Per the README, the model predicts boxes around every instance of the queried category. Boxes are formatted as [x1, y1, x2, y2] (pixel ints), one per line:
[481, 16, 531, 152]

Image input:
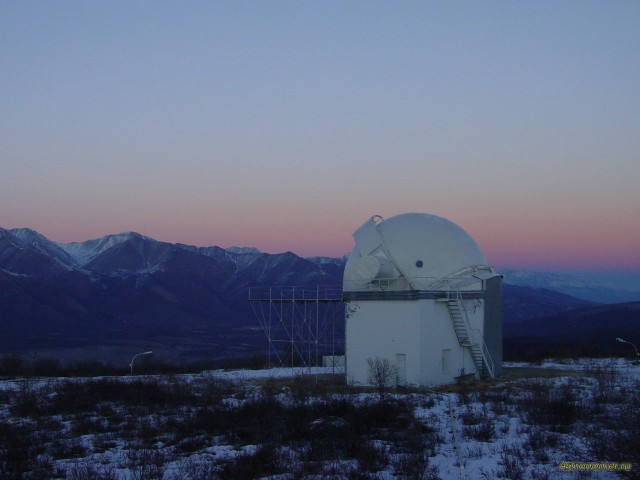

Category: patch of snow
[56, 232, 153, 266]
[227, 246, 262, 255]
[0, 268, 31, 278]
[306, 255, 347, 266]
[204, 366, 337, 380]
[3, 358, 638, 480]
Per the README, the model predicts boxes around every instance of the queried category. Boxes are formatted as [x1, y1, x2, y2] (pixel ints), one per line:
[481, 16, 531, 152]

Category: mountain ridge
[500, 268, 640, 304]
[1, 226, 635, 364]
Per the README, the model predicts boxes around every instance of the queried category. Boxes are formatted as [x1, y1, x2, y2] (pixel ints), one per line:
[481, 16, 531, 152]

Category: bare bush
[356, 441, 388, 473]
[367, 357, 397, 399]
[166, 456, 219, 480]
[124, 448, 166, 480]
[0, 421, 32, 479]
[220, 444, 283, 480]
[10, 378, 39, 417]
[587, 379, 640, 475]
[420, 413, 443, 457]
[22, 454, 63, 480]
[518, 380, 579, 431]
[289, 373, 315, 406]
[523, 426, 558, 462]
[50, 436, 86, 460]
[498, 443, 525, 480]
[195, 376, 240, 405]
[460, 405, 494, 442]
[66, 462, 118, 480]
[530, 465, 555, 480]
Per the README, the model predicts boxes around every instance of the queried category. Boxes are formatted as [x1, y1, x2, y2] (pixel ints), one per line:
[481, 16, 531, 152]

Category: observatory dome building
[343, 213, 502, 387]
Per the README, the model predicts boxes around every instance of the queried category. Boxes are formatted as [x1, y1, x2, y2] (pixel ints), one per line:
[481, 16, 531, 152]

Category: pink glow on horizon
[7, 207, 637, 273]
[2, 2, 640, 275]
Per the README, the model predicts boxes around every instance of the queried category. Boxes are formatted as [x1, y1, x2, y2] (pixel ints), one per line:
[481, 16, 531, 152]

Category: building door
[396, 354, 406, 386]
[442, 349, 452, 374]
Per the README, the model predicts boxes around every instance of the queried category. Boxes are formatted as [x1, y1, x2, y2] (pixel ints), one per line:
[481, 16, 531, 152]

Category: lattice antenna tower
[249, 285, 344, 373]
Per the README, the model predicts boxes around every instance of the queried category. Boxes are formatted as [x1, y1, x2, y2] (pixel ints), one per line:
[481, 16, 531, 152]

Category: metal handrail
[452, 289, 495, 379]
[343, 266, 495, 292]
[249, 285, 343, 302]
[481, 339, 495, 378]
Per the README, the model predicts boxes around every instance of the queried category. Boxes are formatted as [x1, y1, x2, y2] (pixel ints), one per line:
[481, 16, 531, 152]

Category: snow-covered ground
[426, 358, 640, 479]
[0, 358, 637, 479]
[504, 357, 637, 372]
[206, 365, 341, 380]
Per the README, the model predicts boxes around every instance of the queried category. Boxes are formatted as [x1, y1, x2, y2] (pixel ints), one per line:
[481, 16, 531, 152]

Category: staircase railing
[447, 289, 495, 379]
[480, 337, 495, 379]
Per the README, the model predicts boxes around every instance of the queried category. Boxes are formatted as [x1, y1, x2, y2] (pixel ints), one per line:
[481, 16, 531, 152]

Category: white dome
[344, 213, 489, 291]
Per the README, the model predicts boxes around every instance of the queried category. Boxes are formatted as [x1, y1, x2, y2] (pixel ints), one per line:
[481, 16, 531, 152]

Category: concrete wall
[418, 299, 471, 385]
[345, 279, 502, 386]
[346, 298, 477, 387]
[483, 276, 503, 376]
[346, 300, 421, 386]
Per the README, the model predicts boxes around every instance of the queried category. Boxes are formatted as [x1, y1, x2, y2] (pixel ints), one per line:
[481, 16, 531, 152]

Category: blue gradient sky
[1, 1, 639, 272]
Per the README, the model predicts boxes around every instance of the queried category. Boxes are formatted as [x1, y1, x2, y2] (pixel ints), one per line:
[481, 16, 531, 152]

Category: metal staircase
[440, 290, 495, 379]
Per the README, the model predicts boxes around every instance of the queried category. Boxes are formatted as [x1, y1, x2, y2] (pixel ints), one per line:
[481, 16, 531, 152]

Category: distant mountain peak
[57, 231, 157, 267]
[10, 227, 52, 243]
[7, 227, 76, 267]
[111, 231, 152, 241]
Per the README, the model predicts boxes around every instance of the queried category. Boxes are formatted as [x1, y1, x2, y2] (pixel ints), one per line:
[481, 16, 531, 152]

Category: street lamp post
[616, 338, 640, 365]
[129, 351, 153, 375]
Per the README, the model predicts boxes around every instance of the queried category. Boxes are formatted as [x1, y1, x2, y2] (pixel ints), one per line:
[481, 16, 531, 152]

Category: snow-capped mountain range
[4, 227, 637, 302]
[0, 227, 343, 363]
[1, 227, 342, 280]
[500, 268, 640, 304]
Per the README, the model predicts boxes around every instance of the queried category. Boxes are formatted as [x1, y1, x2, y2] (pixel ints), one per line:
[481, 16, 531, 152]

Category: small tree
[367, 357, 397, 399]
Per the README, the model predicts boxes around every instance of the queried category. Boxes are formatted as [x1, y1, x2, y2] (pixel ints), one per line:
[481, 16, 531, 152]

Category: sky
[1, 1, 639, 273]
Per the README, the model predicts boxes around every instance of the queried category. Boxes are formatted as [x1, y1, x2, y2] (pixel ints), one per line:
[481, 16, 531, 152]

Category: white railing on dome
[342, 265, 496, 292]
[343, 276, 480, 292]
